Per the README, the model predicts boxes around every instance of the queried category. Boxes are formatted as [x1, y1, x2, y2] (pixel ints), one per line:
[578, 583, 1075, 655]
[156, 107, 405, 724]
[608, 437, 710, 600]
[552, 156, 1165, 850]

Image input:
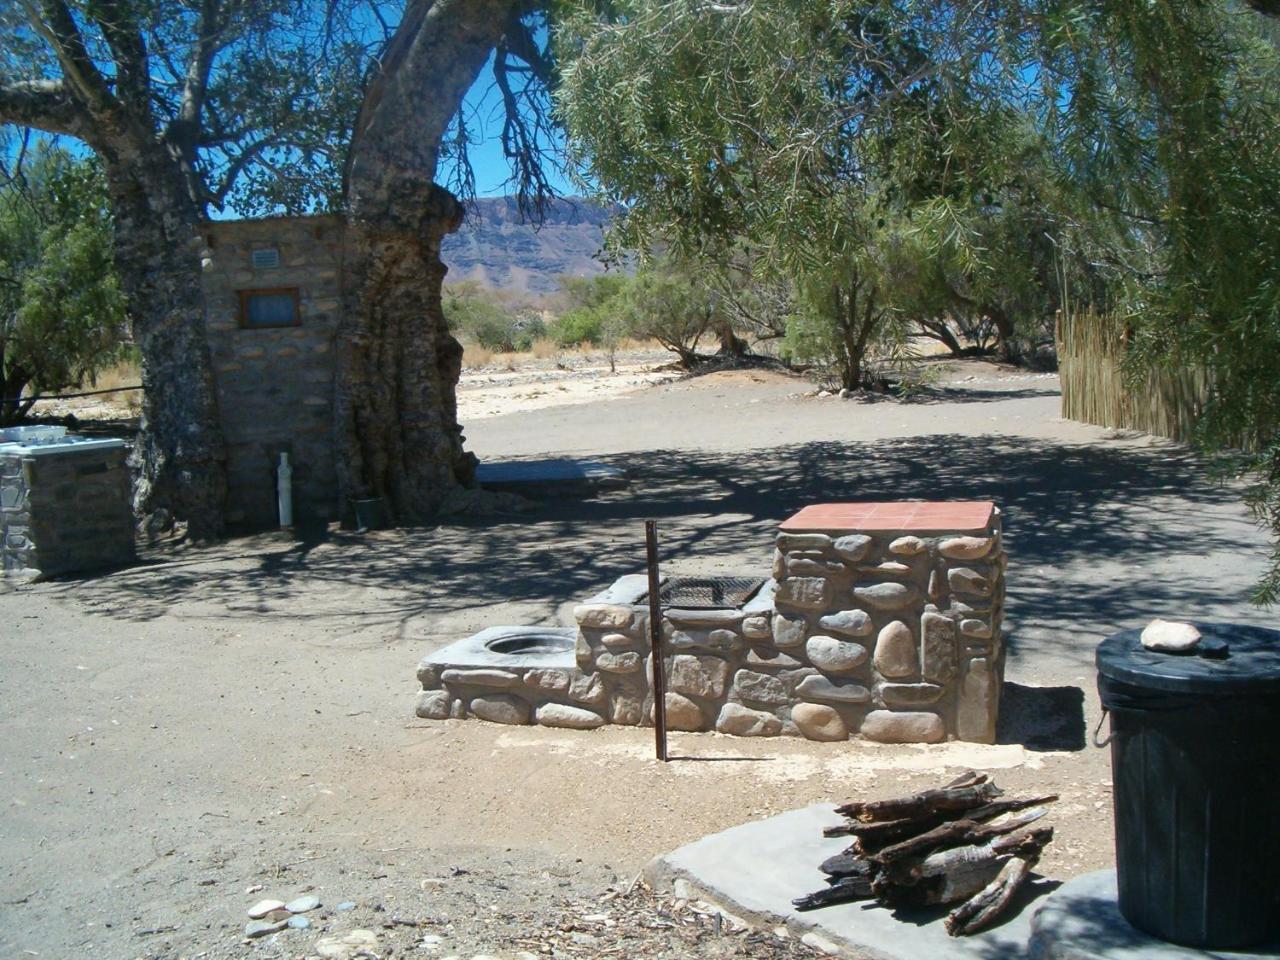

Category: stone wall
[200, 215, 345, 528]
[1, 444, 135, 578]
[414, 503, 1006, 743]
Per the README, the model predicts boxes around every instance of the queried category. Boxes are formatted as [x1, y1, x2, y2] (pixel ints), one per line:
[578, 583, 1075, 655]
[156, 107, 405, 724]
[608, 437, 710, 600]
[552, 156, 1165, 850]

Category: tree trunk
[986, 303, 1018, 363]
[336, 0, 520, 521]
[101, 149, 226, 539]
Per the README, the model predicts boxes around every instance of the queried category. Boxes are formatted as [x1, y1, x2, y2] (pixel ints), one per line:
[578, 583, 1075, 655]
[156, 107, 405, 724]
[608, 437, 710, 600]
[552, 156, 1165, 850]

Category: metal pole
[645, 520, 668, 762]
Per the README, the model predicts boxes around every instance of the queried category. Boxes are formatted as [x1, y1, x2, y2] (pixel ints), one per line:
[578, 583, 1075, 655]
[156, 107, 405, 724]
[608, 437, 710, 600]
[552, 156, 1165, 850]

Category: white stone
[888, 536, 926, 556]
[568, 672, 606, 705]
[596, 651, 642, 673]
[668, 655, 731, 698]
[818, 608, 874, 638]
[536, 702, 606, 729]
[921, 611, 958, 684]
[861, 710, 945, 743]
[873, 621, 917, 679]
[285, 895, 320, 913]
[600, 632, 639, 650]
[415, 690, 452, 720]
[859, 561, 912, 577]
[661, 692, 706, 731]
[523, 669, 571, 693]
[805, 635, 869, 674]
[947, 567, 990, 597]
[776, 576, 831, 610]
[741, 615, 772, 640]
[956, 658, 997, 743]
[469, 695, 530, 725]
[439, 668, 520, 688]
[791, 703, 848, 741]
[716, 703, 783, 737]
[795, 676, 871, 703]
[854, 582, 916, 609]
[247, 899, 285, 919]
[733, 669, 789, 705]
[772, 612, 807, 648]
[574, 603, 634, 629]
[959, 618, 992, 639]
[938, 536, 994, 560]
[1140, 619, 1202, 652]
[832, 534, 873, 561]
[315, 930, 379, 959]
[776, 533, 832, 551]
[245, 918, 286, 938]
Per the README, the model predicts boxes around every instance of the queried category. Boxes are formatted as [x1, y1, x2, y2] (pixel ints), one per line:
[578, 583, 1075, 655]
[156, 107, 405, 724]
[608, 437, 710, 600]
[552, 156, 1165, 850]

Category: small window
[238, 288, 300, 328]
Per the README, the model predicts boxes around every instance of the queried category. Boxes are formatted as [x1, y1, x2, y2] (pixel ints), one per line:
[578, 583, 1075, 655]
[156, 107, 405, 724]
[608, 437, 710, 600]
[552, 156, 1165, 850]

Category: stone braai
[414, 501, 1006, 743]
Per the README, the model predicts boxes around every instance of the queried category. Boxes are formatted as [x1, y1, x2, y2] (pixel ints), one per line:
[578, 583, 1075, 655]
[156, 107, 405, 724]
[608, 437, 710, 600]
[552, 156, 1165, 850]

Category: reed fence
[1057, 311, 1208, 443]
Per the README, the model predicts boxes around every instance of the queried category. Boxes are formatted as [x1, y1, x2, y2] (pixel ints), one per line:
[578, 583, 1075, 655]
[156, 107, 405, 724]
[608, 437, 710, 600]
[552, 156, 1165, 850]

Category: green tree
[0, 144, 128, 423]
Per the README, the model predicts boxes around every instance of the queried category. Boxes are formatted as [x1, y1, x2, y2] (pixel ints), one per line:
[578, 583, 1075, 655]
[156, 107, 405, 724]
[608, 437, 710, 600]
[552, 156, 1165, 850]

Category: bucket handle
[1092, 708, 1113, 748]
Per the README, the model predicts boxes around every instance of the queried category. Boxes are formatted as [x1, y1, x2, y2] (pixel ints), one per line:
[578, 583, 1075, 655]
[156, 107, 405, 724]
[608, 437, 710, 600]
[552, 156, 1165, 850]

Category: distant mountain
[441, 196, 615, 298]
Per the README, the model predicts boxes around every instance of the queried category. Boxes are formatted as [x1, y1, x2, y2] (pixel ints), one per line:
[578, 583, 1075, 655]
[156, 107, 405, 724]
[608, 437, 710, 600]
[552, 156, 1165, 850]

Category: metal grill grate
[644, 576, 765, 610]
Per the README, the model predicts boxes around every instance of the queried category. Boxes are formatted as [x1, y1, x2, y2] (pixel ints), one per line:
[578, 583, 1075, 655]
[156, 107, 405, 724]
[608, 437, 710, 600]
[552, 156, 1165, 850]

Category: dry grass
[528, 337, 561, 360]
[462, 343, 496, 369]
[89, 360, 142, 391]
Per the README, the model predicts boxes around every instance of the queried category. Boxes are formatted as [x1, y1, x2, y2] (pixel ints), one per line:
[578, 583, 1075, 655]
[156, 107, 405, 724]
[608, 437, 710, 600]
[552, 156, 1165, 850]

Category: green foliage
[444, 285, 546, 353]
[617, 266, 721, 366]
[550, 272, 632, 347]
[0, 145, 128, 422]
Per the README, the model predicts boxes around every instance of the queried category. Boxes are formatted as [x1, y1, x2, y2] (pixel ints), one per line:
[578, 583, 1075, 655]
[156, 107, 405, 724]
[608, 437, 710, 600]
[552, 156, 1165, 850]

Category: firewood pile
[793, 771, 1056, 936]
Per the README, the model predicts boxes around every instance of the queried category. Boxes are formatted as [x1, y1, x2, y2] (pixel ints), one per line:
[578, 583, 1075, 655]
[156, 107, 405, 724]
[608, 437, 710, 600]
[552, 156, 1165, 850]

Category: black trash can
[1096, 622, 1280, 949]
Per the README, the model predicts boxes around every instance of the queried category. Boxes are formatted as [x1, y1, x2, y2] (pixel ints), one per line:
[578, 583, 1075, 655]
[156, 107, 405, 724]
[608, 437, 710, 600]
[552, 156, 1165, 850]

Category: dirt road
[1, 360, 1270, 959]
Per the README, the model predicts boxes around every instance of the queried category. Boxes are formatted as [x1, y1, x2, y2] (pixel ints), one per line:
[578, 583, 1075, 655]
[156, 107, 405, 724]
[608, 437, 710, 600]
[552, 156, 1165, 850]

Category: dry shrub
[462, 343, 494, 369]
[529, 338, 560, 360]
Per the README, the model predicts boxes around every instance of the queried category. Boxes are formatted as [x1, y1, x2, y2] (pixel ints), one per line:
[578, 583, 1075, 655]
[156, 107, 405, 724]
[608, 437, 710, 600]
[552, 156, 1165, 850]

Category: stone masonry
[415, 501, 1006, 743]
[200, 215, 345, 528]
[1, 443, 135, 579]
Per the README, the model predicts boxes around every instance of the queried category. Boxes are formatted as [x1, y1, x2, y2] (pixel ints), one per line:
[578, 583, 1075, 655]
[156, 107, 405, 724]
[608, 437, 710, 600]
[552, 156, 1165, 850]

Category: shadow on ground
[58, 433, 1252, 674]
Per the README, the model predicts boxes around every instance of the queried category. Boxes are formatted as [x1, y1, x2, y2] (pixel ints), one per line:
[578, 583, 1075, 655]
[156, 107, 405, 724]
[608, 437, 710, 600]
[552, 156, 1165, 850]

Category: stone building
[199, 215, 345, 529]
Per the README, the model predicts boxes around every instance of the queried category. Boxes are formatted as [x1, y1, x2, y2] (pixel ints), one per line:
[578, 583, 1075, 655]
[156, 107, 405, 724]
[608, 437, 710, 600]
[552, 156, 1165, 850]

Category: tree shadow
[996, 683, 1086, 752]
[54, 432, 1268, 682]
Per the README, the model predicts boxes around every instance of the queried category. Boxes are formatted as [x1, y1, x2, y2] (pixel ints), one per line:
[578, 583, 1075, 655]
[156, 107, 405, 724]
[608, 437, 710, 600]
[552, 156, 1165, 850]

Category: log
[793, 875, 875, 911]
[945, 856, 1036, 936]
[818, 852, 874, 879]
[836, 781, 1002, 824]
[871, 805, 1051, 866]
[877, 827, 1052, 908]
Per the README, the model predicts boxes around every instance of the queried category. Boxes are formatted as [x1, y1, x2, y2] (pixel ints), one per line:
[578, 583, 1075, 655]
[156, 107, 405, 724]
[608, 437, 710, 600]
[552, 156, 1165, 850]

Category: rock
[854, 582, 916, 610]
[600, 632, 639, 650]
[287, 915, 311, 929]
[956, 658, 997, 742]
[285, 894, 320, 913]
[523, 669, 571, 693]
[775, 576, 831, 610]
[858, 561, 913, 577]
[266, 908, 291, 922]
[939, 536, 994, 560]
[832, 534, 873, 561]
[440, 668, 521, 689]
[248, 899, 286, 919]
[873, 621, 917, 679]
[929, 568, 948, 603]
[741, 615, 772, 640]
[776, 533, 832, 552]
[733, 669, 790, 705]
[787, 557, 848, 577]
[668, 655, 731, 698]
[772, 612, 808, 648]
[746, 648, 801, 669]
[792, 703, 848, 741]
[450, 698, 466, 718]
[576, 633, 593, 669]
[716, 703, 783, 737]
[665, 608, 744, 627]
[469, 695, 530, 725]
[667, 629, 741, 655]
[888, 536, 926, 556]
[795, 676, 871, 703]
[335, 901, 356, 911]
[959, 618, 992, 639]
[661, 692, 706, 731]
[416, 660, 441, 687]
[921, 611, 958, 684]
[415, 690, 452, 720]
[315, 930, 379, 959]
[879, 682, 945, 707]
[707, 628, 744, 654]
[801, 931, 842, 955]
[805, 635, 869, 674]
[245, 919, 287, 938]
[818, 608, 873, 638]
[568, 672, 607, 705]
[861, 710, 945, 743]
[536, 702, 606, 729]
[1140, 619, 1202, 652]
[573, 603, 635, 630]
[610, 685, 645, 725]
[596, 651, 642, 673]
[947, 566, 991, 597]
[772, 549, 786, 581]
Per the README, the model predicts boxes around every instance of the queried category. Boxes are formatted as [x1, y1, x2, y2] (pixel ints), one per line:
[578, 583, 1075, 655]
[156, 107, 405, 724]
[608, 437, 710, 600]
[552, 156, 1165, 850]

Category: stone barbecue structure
[415, 501, 1006, 743]
[1, 427, 135, 579]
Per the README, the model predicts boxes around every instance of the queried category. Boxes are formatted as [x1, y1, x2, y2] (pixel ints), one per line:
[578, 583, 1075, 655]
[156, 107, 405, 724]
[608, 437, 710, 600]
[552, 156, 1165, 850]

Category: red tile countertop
[780, 501, 996, 533]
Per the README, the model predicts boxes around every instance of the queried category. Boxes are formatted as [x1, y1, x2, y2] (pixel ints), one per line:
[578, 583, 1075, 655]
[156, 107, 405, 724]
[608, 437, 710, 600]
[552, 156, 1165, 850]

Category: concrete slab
[476, 458, 627, 497]
[422, 626, 577, 672]
[1028, 871, 1280, 960]
[646, 803, 1056, 960]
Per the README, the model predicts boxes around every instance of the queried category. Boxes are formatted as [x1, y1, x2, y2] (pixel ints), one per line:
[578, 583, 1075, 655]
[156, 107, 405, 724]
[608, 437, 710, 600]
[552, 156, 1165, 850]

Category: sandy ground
[1, 355, 1273, 960]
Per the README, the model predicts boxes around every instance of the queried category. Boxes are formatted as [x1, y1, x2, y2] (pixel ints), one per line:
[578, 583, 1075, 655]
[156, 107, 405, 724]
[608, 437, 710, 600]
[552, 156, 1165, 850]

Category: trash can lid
[1097, 622, 1280, 694]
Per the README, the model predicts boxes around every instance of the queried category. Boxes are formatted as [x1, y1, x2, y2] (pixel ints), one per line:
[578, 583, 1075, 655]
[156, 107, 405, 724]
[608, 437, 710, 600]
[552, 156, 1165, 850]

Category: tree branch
[0, 78, 97, 142]
[85, 0, 151, 111]
[20, 0, 114, 112]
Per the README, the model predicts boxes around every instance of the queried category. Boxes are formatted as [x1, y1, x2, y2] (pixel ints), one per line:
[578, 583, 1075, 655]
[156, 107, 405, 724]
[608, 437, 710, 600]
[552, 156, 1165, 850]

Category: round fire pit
[483, 629, 576, 656]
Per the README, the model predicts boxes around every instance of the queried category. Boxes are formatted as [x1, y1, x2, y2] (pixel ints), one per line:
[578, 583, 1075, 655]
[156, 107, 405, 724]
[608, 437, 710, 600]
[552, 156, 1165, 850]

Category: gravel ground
[1, 356, 1271, 960]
